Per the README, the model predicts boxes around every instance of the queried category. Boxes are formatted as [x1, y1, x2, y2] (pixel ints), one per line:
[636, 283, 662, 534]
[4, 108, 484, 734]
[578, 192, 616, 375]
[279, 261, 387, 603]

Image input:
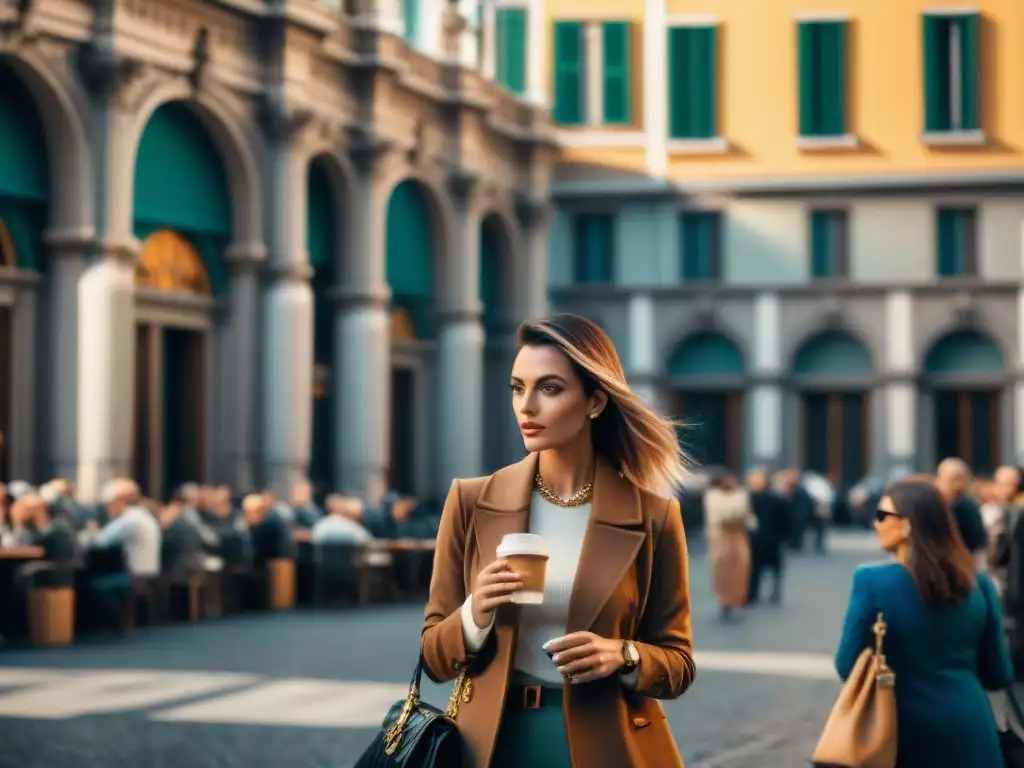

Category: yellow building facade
[481, 0, 1024, 486]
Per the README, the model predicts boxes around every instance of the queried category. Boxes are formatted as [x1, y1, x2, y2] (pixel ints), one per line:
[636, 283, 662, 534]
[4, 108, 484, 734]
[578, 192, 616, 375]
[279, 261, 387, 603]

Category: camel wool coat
[421, 453, 696, 768]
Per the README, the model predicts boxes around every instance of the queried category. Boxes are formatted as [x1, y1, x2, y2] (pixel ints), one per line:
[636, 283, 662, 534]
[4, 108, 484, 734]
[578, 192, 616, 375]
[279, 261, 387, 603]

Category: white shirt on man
[311, 514, 373, 545]
[96, 505, 162, 576]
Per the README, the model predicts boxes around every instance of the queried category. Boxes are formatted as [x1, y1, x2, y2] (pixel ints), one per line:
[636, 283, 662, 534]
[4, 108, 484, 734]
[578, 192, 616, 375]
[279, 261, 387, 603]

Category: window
[495, 8, 527, 94]
[679, 212, 721, 281]
[797, 21, 847, 137]
[809, 210, 848, 279]
[667, 25, 718, 139]
[936, 207, 977, 277]
[573, 214, 614, 283]
[553, 21, 586, 125]
[602, 21, 632, 125]
[923, 13, 979, 133]
[403, 0, 417, 44]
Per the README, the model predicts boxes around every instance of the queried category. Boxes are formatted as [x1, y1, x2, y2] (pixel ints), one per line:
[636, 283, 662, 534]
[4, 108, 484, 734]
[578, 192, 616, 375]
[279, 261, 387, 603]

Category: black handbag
[353, 654, 472, 768]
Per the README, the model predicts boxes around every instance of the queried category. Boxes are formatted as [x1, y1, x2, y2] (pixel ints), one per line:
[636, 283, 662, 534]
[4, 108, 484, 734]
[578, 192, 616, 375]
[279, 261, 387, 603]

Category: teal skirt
[491, 673, 571, 768]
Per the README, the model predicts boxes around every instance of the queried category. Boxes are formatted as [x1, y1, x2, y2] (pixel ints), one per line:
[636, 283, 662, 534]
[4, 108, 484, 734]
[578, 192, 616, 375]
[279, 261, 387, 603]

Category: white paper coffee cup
[496, 533, 549, 605]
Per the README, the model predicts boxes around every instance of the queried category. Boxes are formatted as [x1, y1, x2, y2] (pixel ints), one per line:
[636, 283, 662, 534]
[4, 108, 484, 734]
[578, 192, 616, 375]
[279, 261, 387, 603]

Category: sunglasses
[875, 509, 901, 523]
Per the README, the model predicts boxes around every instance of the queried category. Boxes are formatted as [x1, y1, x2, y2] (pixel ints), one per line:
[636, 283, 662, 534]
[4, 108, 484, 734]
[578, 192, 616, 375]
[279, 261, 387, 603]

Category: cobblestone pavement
[0, 533, 877, 768]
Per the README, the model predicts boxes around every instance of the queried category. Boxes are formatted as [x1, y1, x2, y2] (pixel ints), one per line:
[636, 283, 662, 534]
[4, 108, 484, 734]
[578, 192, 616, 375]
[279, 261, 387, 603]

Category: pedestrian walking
[704, 469, 756, 619]
[418, 314, 695, 768]
[746, 468, 789, 605]
[832, 479, 1012, 768]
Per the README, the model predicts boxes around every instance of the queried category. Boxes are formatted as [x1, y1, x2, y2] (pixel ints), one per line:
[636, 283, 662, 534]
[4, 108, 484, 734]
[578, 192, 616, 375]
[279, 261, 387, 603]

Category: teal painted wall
[925, 330, 1004, 374]
[133, 102, 231, 293]
[792, 330, 872, 375]
[385, 180, 434, 337]
[479, 216, 503, 331]
[668, 332, 745, 376]
[0, 63, 49, 269]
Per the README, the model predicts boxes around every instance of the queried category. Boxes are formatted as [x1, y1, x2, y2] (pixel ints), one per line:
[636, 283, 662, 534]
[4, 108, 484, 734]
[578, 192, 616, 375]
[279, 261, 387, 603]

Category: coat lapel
[472, 452, 537, 564]
[565, 460, 646, 634]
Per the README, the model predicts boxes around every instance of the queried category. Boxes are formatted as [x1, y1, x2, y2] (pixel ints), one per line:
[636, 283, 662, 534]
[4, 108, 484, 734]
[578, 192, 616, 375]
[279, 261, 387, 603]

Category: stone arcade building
[0, 1, 557, 503]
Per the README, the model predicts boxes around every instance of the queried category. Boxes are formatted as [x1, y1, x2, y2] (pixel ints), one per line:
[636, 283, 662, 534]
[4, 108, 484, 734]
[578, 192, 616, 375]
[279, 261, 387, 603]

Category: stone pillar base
[76, 258, 135, 501]
[334, 298, 390, 506]
[437, 315, 484, 486]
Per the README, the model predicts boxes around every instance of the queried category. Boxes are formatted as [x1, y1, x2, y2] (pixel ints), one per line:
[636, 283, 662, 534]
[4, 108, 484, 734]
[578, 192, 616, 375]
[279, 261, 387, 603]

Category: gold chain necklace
[534, 473, 594, 508]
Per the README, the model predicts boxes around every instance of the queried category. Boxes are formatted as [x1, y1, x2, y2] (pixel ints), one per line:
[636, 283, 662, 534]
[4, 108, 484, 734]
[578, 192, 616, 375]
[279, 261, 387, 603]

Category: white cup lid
[496, 532, 549, 558]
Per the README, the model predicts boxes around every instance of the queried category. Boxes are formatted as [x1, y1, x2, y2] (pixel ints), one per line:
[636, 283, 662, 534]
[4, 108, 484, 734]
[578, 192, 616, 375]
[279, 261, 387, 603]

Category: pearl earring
[590, 412, 598, 419]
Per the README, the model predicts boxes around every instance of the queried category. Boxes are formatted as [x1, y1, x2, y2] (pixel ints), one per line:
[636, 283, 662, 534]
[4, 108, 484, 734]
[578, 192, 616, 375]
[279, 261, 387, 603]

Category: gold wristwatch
[621, 640, 639, 672]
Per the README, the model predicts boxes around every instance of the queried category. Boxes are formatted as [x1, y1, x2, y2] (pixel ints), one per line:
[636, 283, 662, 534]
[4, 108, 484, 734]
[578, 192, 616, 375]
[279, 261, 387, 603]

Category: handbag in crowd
[811, 612, 897, 768]
[354, 653, 472, 768]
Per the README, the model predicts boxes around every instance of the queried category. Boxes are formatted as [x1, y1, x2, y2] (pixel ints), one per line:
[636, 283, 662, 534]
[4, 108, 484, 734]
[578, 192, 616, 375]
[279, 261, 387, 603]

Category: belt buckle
[522, 684, 542, 710]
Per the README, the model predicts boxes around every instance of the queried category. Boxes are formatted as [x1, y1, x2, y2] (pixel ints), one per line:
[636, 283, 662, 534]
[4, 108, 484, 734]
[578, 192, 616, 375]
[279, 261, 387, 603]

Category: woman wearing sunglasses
[834, 479, 1013, 767]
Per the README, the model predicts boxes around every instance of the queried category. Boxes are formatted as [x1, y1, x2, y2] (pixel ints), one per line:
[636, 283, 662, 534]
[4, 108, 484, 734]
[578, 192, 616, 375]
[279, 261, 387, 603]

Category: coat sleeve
[834, 567, 876, 680]
[421, 479, 475, 683]
[632, 497, 696, 700]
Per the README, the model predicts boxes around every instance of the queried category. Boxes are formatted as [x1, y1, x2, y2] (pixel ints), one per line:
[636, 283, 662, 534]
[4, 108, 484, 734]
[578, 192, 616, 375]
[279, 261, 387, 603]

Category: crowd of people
[0, 476, 442, 644]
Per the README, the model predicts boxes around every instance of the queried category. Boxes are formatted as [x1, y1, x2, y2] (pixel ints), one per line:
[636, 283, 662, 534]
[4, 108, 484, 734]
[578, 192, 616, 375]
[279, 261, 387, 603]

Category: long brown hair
[517, 314, 689, 494]
[887, 479, 976, 605]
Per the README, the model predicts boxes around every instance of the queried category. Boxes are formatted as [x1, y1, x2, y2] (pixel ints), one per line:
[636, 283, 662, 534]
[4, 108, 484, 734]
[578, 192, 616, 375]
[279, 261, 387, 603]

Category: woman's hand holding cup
[470, 559, 523, 629]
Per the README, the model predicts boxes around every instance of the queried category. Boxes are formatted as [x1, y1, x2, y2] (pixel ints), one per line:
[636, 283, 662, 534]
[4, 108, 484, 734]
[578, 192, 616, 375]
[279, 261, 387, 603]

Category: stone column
[625, 293, 658, 405]
[76, 249, 136, 501]
[884, 291, 916, 474]
[1016, 225, 1024, 465]
[333, 140, 391, 506]
[258, 108, 315, 494]
[262, 264, 314, 494]
[480, 0, 496, 79]
[42, 232, 89, 479]
[223, 247, 263, 491]
[526, 0, 547, 106]
[748, 292, 783, 469]
[436, 172, 485, 487]
[643, 0, 667, 178]
[9, 275, 39, 482]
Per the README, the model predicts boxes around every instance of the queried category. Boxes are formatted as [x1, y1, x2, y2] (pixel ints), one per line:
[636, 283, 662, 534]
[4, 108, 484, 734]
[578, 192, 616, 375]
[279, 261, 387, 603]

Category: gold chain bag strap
[812, 612, 897, 768]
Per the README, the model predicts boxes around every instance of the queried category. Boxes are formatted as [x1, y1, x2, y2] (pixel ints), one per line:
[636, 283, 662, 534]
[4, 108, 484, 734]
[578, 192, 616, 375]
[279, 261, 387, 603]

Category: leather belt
[507, 683, 564, 710]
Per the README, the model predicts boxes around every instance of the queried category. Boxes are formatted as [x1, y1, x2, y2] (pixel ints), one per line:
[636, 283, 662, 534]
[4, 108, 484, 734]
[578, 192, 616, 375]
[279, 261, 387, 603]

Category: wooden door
[671, 390, 744, 471]
[934, 389, 1001, 475]
[802, 391, 870, 490]
[132, 324, 155, 496]
[162, 328, 205, 499]
[389, 366, 416, 495]
[0, 307, 12, 482]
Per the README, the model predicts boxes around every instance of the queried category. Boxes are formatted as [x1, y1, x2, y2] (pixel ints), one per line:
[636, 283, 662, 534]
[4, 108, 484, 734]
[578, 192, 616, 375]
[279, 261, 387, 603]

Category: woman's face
[874, 494, 908, 552]
[510, 344, 606, 454]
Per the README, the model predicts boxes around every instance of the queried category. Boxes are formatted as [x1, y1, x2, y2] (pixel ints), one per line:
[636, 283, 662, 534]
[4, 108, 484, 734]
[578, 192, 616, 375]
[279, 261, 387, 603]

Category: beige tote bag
[812, 612, 897, 768]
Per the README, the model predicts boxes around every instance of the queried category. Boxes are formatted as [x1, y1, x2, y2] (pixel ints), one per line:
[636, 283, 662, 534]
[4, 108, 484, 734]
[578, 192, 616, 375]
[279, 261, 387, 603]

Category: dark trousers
[810, 515, 827, 553]
[749, 547, 784, 604]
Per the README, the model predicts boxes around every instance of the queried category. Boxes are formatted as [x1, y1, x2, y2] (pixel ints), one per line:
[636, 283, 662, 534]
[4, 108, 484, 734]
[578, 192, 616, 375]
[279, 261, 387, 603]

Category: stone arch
[132, 101, 233, 294]
[479, 210, 515, 332]
[384, 178, 447, 338]
[125, 80, 263, 250]
[791, 328, 874, 377]
[1, 51, 91, 239]
[134, 229, 212, 295]
[668, 331, 746, 377]
[923, 328, 1005, 375]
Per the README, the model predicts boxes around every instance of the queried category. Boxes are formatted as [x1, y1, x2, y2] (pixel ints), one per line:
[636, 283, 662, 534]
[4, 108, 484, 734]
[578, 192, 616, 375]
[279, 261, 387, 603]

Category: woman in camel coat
[420, 315, 696, 768]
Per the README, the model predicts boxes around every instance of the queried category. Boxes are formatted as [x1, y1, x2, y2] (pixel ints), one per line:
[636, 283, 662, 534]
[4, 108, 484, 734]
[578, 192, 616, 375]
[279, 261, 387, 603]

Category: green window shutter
[810, 211, 831, 278]
[680, 213, 719, 280]
[923, 15, 947, 132]
[936, 209, 959, 276]
[797, 22, 817, 135]
[798, 22, 846, 136]
[403, 0, 418, 44]
[496, 8, 527, 95]
[819, 22, 846, 135]
[667, 27, 717, 139]
[554, 21, 584, 125]
[959, 14, 979, 130]
[573, 214, 614, 283]
[602, 21, 631, 125]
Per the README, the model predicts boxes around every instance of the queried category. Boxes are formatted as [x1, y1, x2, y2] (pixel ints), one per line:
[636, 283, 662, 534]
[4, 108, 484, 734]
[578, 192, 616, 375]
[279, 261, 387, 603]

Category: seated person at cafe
[39, 479, 94, 530]
[243, 493, 294, 563]
[290, 481, 323, 529]
[0, 487, 35, 547]
[158, 495, 204, 578]
[87, 479, 162, 627]
[311, 495, 373, 545]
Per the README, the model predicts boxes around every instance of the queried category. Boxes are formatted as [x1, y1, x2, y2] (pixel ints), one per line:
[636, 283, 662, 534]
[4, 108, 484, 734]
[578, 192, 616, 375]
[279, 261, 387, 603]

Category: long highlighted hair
[517, 313, 689, 495]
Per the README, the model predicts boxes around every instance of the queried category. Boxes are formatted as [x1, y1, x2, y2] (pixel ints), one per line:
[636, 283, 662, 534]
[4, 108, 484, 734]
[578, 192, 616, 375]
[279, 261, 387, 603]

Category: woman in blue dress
[834, 479, 1013, 768]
